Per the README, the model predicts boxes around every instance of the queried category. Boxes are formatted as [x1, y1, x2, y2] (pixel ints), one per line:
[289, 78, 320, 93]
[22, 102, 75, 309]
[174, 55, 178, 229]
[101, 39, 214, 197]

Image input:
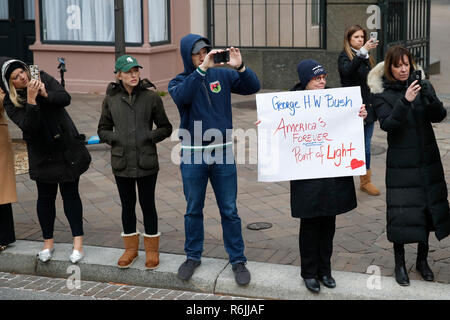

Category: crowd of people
[0, 25, 449, 294]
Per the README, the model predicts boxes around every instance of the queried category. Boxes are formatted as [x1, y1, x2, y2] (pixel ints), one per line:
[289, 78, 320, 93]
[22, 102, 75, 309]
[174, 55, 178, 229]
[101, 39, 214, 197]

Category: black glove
[420, 81, 435, 106]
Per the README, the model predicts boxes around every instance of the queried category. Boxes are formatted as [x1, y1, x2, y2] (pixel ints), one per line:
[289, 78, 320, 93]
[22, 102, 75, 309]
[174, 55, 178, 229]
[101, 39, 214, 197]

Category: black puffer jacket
[368, 61, 450, 243]
[1, 57, 91, 183]
[289, 83, 357, 219]
[98, 80, 172, 178]
[338, 51, 376, 124]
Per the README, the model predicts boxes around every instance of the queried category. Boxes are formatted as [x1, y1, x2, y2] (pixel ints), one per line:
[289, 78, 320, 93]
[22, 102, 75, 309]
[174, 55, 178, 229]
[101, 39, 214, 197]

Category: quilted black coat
[368, 61, 450, 243]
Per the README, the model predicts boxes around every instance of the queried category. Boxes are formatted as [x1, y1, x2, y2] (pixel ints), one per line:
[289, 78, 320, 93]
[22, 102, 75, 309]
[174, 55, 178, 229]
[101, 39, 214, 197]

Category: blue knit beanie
[297, 59, 327, 90]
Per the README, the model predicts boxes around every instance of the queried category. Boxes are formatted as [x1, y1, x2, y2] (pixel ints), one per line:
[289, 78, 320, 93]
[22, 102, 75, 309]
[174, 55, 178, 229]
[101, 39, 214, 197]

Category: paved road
[0, 272, 249, 301]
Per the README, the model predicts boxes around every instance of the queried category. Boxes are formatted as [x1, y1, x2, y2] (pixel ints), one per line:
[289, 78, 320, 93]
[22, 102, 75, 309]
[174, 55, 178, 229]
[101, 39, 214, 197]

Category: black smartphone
[407, 70, 422, 87]
[213, 50, 230, 64]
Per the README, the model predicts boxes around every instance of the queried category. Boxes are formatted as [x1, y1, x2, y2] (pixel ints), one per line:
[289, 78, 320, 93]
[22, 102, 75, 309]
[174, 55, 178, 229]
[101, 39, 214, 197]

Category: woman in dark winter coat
[98, 55, 172, 270]
[290, 59, 367, 293]
[338, 25, 380, 196]
[1, 57, 91, 264]
[368, 45, 450, 286]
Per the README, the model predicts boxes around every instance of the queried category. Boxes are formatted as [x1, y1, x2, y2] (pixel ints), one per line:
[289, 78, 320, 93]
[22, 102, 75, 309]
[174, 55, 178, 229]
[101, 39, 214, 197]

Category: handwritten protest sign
[256, 87, 366, 182]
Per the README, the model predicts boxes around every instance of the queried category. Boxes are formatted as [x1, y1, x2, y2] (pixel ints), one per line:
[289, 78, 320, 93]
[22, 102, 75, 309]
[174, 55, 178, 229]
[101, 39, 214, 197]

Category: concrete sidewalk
[1, 240, 449, 300]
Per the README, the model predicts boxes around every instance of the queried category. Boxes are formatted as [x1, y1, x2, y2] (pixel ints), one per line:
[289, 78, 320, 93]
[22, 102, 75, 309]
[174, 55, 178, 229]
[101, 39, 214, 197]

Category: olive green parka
[98, 79, 172, 177]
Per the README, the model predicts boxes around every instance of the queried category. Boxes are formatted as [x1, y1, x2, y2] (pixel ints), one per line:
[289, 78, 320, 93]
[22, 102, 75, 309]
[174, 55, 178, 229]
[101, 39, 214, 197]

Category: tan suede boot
[117, 232, 139, 268]
[360, 169, 380, 196]
[143, 232, 160, 269]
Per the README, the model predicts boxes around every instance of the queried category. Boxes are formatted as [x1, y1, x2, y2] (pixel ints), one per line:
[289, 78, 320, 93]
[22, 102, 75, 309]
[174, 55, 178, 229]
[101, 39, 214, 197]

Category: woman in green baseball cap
[98, 55, 172, 270]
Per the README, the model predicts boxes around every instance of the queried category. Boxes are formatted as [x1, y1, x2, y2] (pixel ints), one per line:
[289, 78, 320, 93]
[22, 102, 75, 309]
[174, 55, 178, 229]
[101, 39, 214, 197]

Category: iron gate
[379, 0, 431, 75]
[206, 0, 326, 49]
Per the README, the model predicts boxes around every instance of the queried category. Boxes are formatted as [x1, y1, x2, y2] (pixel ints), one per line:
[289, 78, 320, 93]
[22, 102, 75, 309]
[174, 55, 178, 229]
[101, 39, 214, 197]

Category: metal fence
[379, 0, 431, 74]
[207, 0, 325, 49]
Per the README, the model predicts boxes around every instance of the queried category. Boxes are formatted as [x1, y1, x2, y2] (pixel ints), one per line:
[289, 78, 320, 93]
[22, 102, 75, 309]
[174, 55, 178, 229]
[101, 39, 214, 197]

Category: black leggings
[114, 174, 158, 235]
[0, 203, 15, 246]
[36, 179, 84, 240]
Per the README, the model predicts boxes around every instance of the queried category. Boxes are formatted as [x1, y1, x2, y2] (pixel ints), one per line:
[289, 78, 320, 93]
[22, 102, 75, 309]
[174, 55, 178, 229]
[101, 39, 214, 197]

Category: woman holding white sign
[338, 25, 380, 196]
[290, 60, 367, 293]
[368, 45, 450, 286]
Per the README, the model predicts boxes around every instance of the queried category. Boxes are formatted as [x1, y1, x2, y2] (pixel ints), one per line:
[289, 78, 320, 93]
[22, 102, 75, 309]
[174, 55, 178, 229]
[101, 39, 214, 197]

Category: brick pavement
[7, 90, 450, 285]
[0, 272, 248, 300]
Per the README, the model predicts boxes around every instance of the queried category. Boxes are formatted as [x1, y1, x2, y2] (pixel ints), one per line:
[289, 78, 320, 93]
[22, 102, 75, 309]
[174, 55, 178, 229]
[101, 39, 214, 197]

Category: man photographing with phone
[169, 34, 260, 286]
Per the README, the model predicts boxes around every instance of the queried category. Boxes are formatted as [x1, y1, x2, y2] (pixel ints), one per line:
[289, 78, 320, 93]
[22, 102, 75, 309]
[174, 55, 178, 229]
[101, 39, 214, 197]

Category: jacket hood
[367, 61, 426, 94]
[179, 34, 211, 75]
[0, 57, 29, 95]
[367, 62, 385, 94]
[106, 78, 156, 96]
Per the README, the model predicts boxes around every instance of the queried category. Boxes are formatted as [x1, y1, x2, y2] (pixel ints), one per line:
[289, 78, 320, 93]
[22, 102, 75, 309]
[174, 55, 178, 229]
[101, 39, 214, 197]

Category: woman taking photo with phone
[368, 45, 450, 286]
[338, 25, 380, 196]
[0, 87, 17, 252]
[0, 57, 91, 263]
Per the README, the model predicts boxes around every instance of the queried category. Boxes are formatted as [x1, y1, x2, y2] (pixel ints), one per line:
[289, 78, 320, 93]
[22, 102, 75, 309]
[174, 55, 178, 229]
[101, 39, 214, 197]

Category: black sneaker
[232, 262, 251, 286]
[177, 259, 201, 281]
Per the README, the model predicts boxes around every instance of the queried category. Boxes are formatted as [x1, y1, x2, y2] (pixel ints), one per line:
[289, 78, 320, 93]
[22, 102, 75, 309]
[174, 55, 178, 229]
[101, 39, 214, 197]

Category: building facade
[0, 1, 431, 92]
[1, 0, 190, 93]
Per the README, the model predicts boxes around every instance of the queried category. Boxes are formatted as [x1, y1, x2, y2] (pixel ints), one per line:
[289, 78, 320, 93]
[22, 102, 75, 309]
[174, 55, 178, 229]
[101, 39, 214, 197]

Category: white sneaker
[69, 249, 84, 264]
[38, 248, 54, 262]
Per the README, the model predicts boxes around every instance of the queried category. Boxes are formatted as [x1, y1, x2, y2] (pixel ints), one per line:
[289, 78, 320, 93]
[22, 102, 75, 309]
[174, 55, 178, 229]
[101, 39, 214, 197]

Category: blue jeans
[180, 147, 246, 265]
[364, 122, 375, 169]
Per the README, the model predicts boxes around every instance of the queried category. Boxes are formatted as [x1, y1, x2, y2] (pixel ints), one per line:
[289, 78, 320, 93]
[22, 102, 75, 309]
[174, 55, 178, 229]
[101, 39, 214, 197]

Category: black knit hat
[5, 62, 25, 83]
[0, 58, 28, 94]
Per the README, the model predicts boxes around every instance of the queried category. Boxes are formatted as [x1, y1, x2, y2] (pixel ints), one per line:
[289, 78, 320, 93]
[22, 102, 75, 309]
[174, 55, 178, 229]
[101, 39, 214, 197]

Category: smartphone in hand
[213, 50, 230, 64]
[407, 70, 422, 87]
[29, 65, 40, 81]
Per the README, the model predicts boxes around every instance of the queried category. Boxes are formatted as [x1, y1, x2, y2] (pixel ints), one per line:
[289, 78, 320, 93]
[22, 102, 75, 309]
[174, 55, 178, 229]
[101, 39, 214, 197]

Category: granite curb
[1, 240, 449, 300]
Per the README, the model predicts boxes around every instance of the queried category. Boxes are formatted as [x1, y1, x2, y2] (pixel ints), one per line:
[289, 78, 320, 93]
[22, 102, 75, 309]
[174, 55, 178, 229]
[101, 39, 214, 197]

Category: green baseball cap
[114, 55, 142, 73]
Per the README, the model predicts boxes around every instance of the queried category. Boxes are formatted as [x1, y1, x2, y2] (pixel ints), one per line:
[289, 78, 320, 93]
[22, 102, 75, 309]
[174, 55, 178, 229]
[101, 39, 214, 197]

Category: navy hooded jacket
[168, 34, 260, 146]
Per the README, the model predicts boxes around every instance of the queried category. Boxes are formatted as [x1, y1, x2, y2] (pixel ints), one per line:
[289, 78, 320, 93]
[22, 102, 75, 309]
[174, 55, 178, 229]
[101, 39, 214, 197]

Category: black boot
[394, 243, 410, 286]
[416, 242, 434, 281]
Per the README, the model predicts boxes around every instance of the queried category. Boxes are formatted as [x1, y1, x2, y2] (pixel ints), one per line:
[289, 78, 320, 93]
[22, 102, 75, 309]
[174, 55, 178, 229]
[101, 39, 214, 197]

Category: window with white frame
[148, 0, 170, 44]
[41, 0, 142, 44]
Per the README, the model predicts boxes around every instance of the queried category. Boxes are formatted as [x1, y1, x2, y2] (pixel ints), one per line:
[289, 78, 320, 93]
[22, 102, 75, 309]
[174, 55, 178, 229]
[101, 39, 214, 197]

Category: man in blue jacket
[169, 34, 260, 285]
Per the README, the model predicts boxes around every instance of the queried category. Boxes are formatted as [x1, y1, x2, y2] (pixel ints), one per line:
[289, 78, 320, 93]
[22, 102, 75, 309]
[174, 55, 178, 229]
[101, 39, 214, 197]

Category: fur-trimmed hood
[367, 61, 425, 94]
[367, 61, 386, 94]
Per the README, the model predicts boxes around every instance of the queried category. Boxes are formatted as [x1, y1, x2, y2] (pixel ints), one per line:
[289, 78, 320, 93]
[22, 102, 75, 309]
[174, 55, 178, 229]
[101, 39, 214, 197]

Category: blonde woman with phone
[0, 57, 91, 263]
[338, 25, 380, 196]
